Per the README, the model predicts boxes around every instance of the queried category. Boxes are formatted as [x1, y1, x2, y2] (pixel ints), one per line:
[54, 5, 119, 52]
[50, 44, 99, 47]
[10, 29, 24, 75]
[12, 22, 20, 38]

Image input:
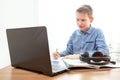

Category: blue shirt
[60, 26, 109, 57]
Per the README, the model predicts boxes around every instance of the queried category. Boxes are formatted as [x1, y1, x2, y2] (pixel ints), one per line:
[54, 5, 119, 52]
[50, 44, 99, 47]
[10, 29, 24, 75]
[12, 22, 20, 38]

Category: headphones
[80, 51, 116, 65]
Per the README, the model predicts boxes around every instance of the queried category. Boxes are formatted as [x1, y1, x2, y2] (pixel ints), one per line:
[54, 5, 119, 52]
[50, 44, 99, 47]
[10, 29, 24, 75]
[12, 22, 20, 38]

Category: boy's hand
[53, 49, 60, 59]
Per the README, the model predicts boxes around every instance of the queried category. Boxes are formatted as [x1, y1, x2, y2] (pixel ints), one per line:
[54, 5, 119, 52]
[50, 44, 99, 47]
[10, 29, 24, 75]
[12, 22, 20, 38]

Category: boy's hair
[76, 5, 93, 18]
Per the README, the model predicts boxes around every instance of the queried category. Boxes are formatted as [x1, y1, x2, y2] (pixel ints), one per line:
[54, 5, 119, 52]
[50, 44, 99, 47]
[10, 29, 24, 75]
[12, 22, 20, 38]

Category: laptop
[6, 26, 68, 76]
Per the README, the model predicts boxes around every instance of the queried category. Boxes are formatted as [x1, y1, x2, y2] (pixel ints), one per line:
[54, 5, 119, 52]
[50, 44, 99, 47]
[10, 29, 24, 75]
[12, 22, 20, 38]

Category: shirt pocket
[86, 41, 95, 43]
[85, 40, 96, 50]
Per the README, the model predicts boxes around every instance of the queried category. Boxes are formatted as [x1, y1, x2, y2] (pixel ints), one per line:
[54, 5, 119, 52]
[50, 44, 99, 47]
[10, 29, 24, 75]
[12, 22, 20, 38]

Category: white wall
[38, 0, 120, 54]
[0, 0, 39, 69]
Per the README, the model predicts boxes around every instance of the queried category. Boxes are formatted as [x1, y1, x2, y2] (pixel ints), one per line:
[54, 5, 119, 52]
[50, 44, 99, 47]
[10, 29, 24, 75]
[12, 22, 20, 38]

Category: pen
[56, 49, 58, 52]
[54, 48, 59, 59]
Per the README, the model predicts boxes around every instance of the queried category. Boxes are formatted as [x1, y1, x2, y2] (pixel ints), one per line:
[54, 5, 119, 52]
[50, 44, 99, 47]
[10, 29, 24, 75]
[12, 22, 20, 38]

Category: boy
[53, 5, 109, 59]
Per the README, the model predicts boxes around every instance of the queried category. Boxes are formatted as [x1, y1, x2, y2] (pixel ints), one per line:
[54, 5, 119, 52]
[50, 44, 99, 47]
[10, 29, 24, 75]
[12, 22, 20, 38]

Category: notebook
[6, 26, 68, 76]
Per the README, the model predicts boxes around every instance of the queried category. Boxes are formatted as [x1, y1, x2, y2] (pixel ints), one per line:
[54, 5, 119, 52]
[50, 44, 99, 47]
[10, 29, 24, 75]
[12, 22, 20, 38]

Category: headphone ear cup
[80, 52, 89, 62]
[92, 51, 103, 57]
[81, 52, 89, 57]
[92, 51, 103, 62]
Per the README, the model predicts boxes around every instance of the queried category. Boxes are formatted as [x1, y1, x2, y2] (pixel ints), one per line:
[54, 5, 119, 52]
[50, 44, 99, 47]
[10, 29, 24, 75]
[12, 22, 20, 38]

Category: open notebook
[62, 58, 120, 69]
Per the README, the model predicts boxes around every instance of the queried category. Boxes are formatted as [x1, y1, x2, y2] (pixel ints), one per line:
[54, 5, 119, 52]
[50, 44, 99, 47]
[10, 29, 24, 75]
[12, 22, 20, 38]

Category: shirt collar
[79, 25, 94, 34]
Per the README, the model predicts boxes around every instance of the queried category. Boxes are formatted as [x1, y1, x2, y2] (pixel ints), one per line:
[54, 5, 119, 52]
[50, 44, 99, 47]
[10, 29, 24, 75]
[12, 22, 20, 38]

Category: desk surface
[0, 66, 120, 80]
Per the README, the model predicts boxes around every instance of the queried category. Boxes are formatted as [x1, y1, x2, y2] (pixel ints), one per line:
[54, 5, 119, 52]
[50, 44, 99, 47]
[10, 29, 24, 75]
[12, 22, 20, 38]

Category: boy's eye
[77, 19, 86, 22]
[81, 19, 86, 21]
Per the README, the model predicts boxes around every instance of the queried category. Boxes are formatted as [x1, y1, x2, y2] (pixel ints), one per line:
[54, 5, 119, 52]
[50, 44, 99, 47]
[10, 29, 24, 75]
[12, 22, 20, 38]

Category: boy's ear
[90, 17, 94, 23]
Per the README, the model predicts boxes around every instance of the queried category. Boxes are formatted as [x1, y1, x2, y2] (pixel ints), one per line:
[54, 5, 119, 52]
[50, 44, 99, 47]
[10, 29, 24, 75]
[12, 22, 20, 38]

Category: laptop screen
[6, 26, 54, 76]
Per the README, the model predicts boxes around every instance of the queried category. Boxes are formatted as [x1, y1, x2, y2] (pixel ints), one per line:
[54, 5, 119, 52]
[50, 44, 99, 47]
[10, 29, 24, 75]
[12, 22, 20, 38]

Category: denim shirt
[60, 26, 109, 57]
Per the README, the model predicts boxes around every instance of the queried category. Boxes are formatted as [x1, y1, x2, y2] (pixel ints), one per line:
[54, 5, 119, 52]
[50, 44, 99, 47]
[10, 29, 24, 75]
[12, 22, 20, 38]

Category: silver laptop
[6, 26, 68, 76]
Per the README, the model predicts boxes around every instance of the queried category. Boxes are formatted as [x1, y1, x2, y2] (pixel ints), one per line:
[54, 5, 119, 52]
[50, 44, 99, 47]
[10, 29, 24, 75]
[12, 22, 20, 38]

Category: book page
[62, 58, 120, 69]
[62, 59, 99, 69]
[99, 63, 120, 68]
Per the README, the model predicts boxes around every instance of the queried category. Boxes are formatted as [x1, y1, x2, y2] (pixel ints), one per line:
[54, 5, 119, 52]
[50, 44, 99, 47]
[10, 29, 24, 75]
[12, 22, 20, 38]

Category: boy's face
[76, 12, 93, 32]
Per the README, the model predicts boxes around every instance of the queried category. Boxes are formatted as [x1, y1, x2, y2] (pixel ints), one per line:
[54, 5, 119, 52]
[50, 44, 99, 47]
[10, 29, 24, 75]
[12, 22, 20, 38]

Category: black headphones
[80, 51, 116, 65]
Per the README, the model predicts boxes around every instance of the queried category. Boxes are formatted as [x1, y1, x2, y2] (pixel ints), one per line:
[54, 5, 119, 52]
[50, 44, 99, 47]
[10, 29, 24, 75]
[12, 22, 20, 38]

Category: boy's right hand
[53, 51, 60, 59]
